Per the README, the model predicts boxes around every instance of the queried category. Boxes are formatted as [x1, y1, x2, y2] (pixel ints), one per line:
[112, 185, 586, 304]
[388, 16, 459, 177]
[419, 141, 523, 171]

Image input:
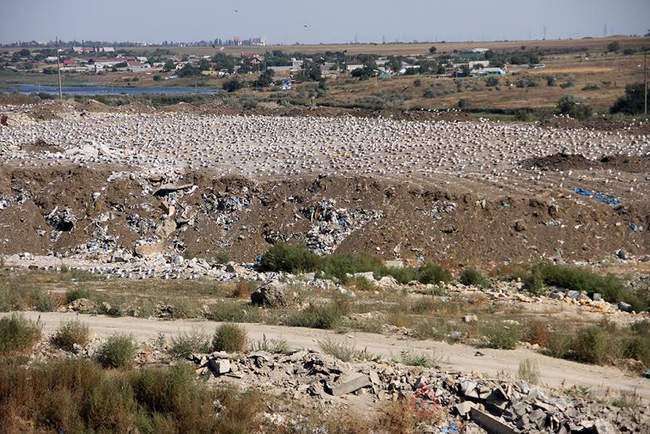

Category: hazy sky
[2, 0, 649, 44]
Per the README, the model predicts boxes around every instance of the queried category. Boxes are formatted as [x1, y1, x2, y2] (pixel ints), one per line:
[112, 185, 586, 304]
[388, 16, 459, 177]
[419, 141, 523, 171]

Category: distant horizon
[2, 0, 649, 46]
[2, 33, 648, 48]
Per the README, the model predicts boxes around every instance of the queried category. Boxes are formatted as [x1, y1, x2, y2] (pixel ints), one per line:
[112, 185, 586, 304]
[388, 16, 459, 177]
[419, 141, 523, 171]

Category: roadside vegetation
[259, 243, 452, 285]
[50, 320, 90, 351]
[0, 359, 263, 434]
[0, 314, 41, 355]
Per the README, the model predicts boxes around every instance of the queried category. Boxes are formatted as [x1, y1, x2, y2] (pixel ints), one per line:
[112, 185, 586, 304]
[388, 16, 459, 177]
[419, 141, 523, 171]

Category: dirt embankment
[0, 166, 647, 266]
[524, 152, 650, 173]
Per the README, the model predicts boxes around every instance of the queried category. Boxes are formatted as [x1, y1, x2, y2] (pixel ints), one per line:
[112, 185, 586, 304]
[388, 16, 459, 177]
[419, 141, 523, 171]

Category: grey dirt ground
[7, 311, 648, 400]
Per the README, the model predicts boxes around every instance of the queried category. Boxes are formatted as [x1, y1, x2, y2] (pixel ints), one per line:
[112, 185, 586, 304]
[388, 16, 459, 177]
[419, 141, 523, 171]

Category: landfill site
[1, 100, 650, 434]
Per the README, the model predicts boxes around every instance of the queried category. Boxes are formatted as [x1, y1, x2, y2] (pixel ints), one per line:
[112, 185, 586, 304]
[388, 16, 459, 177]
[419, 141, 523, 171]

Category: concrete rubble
[186, 349, 648, 433]
[302, 199, 382, 255]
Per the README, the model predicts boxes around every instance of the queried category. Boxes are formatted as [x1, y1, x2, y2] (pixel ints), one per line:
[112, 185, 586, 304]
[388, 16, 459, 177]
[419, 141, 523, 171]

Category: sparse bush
[207, 301, 260, 323]
[483, 322, 521, 350]
[222, 79, 243, 93]
[557, 95, 592, 120]
[607, 41, 621, 52]
[416, 263, 452, 285]
[350, 276, 377, 291]
[459, 267, 488, 287]
[523, 269, 546, 296]
[169, 329, 211, 359]
[546, 76, 557, 86]
[546, 332, 573, 359]
[0, 314, 41, 354]
[65, 287, 91, 303]
[610, 83, 646, 115]
[320, 254, 383, 281]
[251, 334, 290, 354]
[518, 359, 541, 384]
[51, 320, 90, 351]
[212, 323, 247, 353]
[96, 335, 137, 368]
[287, 301, 348, 329]
[532, 264, 634, 307]
[571, 326, 609, 364]
[559, 81, 575, 89]
[258, 243, 319, 274]
[319, 337, 376, 362]
[213, 386, 264, 434]
[375, 396, 444, 434]
[0, 359, 258, 433]
[397, 350, 437, 368]
[231, 280, 255, 299]
[524, 320, 551, 347]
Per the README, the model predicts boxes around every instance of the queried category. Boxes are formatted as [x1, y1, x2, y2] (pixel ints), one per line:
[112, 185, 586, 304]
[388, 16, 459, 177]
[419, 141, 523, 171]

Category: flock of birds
[1, 111, 648, 189]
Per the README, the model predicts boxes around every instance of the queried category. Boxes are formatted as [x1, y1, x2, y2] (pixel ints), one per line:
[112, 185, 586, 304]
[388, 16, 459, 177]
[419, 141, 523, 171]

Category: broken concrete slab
[153, 183, 194, 197]
[470, 408, 518, 434]
[328, 374, 371, 396]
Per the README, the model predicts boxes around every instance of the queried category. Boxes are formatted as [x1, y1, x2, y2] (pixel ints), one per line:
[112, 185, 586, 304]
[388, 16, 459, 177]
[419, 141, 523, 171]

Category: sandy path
[6, 311, 648, 399]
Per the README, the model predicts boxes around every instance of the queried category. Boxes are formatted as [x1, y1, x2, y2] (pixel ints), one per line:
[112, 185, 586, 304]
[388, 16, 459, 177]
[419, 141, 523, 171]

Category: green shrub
[483, 322, 521, 350]
[546, 332, 573, 359]
[96, 335, 137, 368]
[169, 329, 211, 359]
[571, 326, 609, 364]
[0, 359, 259, 434]
[51, 320, 90, 351]
[0, 314, 41, 354]
[378, 266, 418, 284]
[258, 243, 319, 273]
[212, 323, 247, 353]
[251, 334, 290, 354]
[416, 263, 452, 285]
[533, 264, 629, 305]
[523, 269, 546, 296]
[65, 287, 91, 303]
[287, 301, 348, 329]
[206, 302, 259, 323]
[397, 351, 436, 367]
[319, 254, 382, 281]
[350, 276, 377, 291]
[610, 83, 647, 115]
[459, 267, 488, 287]
[557, 95, 592, 120]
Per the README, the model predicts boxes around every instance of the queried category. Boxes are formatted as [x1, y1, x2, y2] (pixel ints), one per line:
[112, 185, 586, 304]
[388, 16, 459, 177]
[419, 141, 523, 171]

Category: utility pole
[643, 52, 648, 117]
[56, 48, 63, 100]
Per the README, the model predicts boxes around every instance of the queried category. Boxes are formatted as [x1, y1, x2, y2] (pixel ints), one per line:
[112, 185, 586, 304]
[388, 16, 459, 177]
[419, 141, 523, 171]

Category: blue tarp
[574, 187, 621, 207]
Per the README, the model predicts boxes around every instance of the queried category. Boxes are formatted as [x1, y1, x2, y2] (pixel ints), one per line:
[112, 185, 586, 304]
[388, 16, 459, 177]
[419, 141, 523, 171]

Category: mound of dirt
[0, 166, 647, 267]
[523, 152, 650, 173]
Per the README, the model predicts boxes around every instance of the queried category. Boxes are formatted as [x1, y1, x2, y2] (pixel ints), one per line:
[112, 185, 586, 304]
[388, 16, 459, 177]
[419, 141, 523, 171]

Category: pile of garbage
[202, 193, 251, 230]
[302, 199, 382, 255]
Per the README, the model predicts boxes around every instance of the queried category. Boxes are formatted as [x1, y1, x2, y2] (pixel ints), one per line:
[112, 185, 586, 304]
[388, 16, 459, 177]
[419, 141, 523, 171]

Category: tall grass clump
[169, 329, 211, 359]
[0, 314, 41, 354]
[96, 335, 137, 368]
[258, 243, 319, 273]
[50, 320, 90, 351]
[459, 267, 488, 287]
[212, 323, 247, 353]
[287, 300, 349, 329]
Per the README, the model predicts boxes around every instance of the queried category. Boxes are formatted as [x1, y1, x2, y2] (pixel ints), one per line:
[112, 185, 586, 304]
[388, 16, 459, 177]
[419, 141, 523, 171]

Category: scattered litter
[574, 187, 621, 207]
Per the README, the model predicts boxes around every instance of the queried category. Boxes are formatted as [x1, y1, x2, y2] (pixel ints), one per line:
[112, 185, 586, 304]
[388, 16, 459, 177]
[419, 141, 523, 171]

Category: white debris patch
[1, 111, 648, 178]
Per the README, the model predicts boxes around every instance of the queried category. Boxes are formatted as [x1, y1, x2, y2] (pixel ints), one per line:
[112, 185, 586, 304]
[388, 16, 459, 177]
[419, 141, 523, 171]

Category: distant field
[125, 36, 650, 57]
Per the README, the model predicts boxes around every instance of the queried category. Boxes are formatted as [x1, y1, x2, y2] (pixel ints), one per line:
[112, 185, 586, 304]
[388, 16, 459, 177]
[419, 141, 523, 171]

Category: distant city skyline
[2, 0, 649, 45]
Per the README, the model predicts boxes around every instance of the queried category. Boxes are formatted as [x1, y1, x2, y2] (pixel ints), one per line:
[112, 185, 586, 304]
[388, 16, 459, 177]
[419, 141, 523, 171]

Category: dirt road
[7, 311, 648, 399]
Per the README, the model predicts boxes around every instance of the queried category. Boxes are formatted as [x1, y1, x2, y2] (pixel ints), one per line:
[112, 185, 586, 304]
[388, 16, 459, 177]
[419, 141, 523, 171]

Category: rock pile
[302, 199, 382, 254]
[188, 350, 647, 433]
